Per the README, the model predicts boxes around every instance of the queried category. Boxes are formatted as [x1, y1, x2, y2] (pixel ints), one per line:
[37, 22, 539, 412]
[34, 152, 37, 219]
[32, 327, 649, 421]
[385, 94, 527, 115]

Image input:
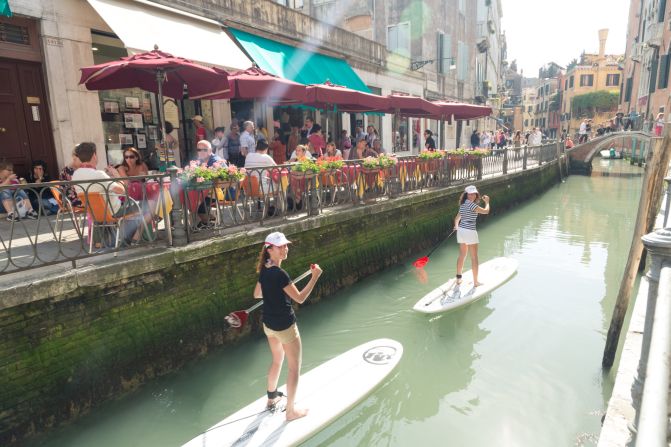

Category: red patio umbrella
[204, 67, 308, 104]
[80, 47, 230, 162]
[304, 81, 388, 113]
[433, 101, 492, 120]
[384, 94, 443, 118]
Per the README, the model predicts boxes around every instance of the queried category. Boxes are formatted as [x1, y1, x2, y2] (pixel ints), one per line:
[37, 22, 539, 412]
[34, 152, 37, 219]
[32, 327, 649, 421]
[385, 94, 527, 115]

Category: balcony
[645, 22, 663, 48]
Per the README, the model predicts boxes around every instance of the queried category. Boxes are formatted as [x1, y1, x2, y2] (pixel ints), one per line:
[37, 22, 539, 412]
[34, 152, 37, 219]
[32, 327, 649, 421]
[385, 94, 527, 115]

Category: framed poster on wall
[124, 113, 144, 129]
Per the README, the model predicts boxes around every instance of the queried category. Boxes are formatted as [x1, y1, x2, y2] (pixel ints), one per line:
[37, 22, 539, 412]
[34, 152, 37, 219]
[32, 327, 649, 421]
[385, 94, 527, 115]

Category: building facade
[560, 29, 623, 134]
[620, 0, 671, 129]
[0, 0, 507, 178]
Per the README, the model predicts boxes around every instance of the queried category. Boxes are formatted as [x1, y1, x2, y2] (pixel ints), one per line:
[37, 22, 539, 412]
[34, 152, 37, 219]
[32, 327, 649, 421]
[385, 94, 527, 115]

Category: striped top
[458, 200, 479, 230]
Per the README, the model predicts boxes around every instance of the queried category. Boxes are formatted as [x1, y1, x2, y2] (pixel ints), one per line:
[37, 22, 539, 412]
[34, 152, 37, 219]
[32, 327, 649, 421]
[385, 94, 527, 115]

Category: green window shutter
[658, 54, 670, 89]
[650, 57, 659, 94]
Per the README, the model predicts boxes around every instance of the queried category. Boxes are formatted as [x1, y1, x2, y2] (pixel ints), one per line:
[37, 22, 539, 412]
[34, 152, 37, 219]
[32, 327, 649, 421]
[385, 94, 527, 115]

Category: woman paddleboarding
[254, 232, 322, 421]
[454, 185, 490, 286]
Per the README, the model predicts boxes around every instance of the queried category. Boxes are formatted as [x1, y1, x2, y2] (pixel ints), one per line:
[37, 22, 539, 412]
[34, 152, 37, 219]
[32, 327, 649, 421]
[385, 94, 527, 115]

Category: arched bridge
[566, 131, 652, 175]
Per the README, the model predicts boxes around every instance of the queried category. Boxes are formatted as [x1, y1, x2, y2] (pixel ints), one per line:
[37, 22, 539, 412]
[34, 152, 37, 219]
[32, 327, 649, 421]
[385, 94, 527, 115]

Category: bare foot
[286, 407, 309, 421]
[474, 281, 483, 287]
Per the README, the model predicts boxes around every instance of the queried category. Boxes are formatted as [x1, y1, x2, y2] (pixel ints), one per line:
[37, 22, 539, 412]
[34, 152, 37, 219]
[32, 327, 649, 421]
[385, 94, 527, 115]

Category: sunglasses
[197, 148, 209, 152]
[124, 155, 136, 159]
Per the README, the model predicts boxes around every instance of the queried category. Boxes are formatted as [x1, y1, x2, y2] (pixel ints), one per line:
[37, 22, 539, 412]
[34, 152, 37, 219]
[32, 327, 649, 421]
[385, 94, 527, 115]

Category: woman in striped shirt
[454, 185, 490, 286]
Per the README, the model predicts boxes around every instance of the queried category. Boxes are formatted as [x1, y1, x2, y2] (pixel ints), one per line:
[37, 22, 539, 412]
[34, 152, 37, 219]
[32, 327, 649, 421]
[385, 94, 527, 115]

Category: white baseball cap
[464, 185, 479, 194]
[264, 232, 291, 247]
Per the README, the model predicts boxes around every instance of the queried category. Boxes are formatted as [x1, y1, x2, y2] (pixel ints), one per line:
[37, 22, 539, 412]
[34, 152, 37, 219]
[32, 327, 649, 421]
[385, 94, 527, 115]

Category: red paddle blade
[413, 257, 429, 269]
[225, 311, 248, 328]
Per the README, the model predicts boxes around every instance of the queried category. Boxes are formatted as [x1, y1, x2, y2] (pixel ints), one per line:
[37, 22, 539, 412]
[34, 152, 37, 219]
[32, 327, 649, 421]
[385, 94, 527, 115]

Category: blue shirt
[458, 200, 478, 230]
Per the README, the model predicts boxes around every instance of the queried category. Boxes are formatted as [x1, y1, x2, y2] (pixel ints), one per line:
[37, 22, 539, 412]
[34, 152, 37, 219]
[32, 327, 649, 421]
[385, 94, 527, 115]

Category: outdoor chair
[49, 182, 86, 242]
[213, 184, 242, 226]
[76, 191, 148, 256]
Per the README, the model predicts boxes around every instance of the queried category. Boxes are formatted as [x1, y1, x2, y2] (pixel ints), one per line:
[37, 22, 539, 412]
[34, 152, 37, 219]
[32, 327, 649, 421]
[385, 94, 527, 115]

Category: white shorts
[457, 227, 479, 245]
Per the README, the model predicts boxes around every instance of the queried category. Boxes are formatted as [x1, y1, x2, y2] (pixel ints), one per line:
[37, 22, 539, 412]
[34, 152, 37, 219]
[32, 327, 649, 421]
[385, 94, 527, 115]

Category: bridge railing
[0, 143, 560, 274]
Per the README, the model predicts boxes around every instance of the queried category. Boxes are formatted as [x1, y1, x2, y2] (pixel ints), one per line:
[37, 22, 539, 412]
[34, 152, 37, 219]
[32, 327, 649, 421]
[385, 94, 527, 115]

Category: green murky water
[30, 159, 643, 447]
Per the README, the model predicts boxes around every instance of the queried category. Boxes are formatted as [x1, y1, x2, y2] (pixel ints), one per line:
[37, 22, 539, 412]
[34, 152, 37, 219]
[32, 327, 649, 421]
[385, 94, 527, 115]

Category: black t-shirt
[259, 266, 295, 331]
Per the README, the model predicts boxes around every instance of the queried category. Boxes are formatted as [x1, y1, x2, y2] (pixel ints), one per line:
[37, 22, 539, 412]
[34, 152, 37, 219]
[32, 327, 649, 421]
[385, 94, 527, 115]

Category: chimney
[598, 29, 608, 58]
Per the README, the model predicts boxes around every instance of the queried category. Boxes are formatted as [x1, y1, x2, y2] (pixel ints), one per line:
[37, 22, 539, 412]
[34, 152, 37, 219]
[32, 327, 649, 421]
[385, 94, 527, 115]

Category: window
[649, 55, 659, 93]
[459, 0, 465, 14]
[658, 53, 670, 89]
[457, 41, 468, 81]
[527, 105, 532, 112]
[545, 84, 549, 95]
[606, 74, 620, 87]
[624, 77, 633, 101]
[437, 32, 452, 74]
[524, 119, 528, 126]
[569, 76, 574, 88]
[387, 22, 411, 57]
[564, 80, 568, 90]
[659, 0, 667, 22]
[0, 22, 30, 45]
[579, 74, 594, 86]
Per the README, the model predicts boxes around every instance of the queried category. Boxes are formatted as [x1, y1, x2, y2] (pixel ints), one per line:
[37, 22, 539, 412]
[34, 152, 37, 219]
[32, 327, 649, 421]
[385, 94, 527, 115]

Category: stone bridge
[566, 131, 652, 175]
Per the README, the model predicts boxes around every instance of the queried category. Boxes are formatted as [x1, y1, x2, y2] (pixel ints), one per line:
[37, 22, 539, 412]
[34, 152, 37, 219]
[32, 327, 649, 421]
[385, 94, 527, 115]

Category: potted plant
[361, 156, 381, 174]
[213, 163, 246, 189]
[290, 158, 321, 179]
[317, 156, 346, 186]
[417, 150, 442, 173]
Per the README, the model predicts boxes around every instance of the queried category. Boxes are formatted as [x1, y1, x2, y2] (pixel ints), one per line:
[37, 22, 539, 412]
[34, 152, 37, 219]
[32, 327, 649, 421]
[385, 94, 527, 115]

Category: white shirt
[244, 152, 277, 191]
[211, 137, 228, 160]
[71, 167, 123, 213]
[579, 122, 587, 135]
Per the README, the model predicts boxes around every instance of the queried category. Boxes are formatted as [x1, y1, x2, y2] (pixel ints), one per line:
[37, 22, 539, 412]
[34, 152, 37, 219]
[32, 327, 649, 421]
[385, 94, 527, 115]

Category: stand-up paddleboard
[413, 257, 518, 314]
[182, 338, 403, 447]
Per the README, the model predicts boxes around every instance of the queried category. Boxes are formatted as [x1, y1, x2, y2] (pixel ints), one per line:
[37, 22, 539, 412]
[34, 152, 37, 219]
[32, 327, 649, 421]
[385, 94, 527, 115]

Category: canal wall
[0, 161, 561, 444]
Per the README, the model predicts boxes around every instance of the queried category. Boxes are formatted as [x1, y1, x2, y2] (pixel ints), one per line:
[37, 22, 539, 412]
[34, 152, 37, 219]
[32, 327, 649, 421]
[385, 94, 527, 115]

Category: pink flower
[239, 168, 247, 175]
[196, 177, 204, 183]
[190, 160, 199, 167]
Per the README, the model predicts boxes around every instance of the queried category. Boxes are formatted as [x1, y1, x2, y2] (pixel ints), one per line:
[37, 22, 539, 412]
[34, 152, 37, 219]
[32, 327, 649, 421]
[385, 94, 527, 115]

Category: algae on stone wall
[0, 162, 561, 445]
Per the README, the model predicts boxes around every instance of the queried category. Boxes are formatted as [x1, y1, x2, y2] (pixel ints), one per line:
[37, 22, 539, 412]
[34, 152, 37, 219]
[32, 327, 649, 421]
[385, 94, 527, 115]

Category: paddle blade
[225, 311, 248, 328]
[413, 257, 429, 269]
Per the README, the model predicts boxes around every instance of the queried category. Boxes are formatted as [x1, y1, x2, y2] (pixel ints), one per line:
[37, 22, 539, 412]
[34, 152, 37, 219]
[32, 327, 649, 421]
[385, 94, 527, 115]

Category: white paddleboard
[182, 338, 403, 447]
[413, 257, 518, 314]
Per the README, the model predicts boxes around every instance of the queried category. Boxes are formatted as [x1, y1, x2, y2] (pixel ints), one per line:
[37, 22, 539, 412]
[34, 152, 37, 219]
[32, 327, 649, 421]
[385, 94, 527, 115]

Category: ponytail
[256, 245, 270, 274]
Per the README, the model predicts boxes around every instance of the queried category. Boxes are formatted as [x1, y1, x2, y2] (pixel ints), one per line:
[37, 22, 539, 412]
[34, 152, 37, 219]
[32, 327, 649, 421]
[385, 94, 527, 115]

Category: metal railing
[634, 229, 671, 446]
[0, 143, 561, 274]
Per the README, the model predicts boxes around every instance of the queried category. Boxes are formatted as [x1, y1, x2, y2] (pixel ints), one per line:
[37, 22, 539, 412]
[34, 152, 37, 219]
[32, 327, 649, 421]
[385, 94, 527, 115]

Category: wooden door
[0, 59, 57, 178]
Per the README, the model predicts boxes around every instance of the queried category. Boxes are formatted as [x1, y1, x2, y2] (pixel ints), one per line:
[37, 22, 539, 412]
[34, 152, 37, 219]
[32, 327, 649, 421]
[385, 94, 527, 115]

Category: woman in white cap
[254, 231, 322, 421]
[454, 185, 490, 286]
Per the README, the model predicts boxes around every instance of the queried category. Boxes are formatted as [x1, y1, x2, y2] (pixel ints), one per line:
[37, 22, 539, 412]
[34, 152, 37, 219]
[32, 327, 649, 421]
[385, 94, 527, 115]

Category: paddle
[412, 229, 456, 269]
[225, 268, 313, 328]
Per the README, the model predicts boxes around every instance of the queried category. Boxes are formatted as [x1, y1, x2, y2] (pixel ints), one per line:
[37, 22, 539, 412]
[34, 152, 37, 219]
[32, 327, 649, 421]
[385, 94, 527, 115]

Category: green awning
[1, 0, 13, 17]
[229, 28, 370, 93]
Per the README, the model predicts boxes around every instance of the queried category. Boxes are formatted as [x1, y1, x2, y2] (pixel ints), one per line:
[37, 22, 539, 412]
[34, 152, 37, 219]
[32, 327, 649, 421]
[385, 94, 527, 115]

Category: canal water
[31, 159, 643, 447]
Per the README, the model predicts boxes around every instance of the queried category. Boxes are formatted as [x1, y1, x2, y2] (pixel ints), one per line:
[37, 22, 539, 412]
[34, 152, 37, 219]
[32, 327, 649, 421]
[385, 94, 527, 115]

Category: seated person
[244, 140, 277, 193]
[349, 139, 378, 160]
[324, 142, 342, 158]
[194, 140, 226, 229]
[71, 142, 140, 244]
[27, 160, 59, 215]
[0, 161, 39, 221]
[117, 147, 149, 179]
[195, 140, 225, 167]
[289, 144, 313, 162]
[372, 139, 386, 155]
[59, 150, 83, 208]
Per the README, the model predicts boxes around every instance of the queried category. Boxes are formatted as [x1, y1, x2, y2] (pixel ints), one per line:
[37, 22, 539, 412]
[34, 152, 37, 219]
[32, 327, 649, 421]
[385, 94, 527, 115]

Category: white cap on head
[192, 115, 204, 122]
[264, 232, 291, 247]
[465, 185, 478, 194]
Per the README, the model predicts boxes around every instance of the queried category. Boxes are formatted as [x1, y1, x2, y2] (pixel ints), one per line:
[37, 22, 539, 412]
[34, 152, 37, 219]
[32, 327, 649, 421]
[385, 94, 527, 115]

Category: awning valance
[229, 28, 371, 93]
[87, 0, 252, 70]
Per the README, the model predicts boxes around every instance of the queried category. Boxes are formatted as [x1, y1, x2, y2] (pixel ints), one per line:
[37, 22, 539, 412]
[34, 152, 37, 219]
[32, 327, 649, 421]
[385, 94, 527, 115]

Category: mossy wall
[0, 162, 560, 444]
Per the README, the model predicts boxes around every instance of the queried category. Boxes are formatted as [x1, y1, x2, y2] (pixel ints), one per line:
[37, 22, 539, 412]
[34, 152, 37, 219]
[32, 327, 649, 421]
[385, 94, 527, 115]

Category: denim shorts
[0, 189, 28, 213]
